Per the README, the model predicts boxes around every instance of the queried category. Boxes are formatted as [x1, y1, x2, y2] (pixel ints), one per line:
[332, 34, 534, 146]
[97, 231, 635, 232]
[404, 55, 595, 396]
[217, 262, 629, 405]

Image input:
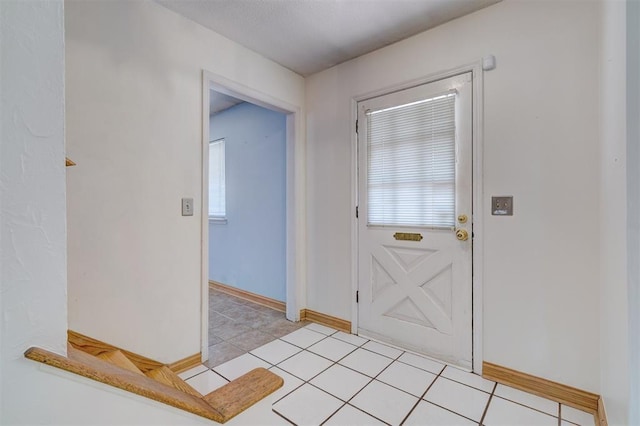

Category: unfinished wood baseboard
[28, 346, 226, 422]
[168, 352, 202, 374]
[597, 396, 608, 426]
[299, 309, 351, 333]
[482, 361, 600, 415]
[146, 366, 202, 398]
[68, 330, 200, 374]
[209, 280, 286, 313]
[97, 350, 144, 375]
[68, 330, 162, 373]
[27, 347, 283, 423]
[204, 368, 283, 423]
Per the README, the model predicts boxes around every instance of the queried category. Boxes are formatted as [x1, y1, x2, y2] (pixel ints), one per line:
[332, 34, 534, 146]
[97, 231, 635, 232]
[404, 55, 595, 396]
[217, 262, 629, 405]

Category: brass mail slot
[393, 232, 423, 242]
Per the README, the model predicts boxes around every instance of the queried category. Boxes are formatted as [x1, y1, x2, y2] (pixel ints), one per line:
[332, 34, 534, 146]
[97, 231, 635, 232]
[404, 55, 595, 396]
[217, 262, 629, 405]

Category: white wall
[305, 0, 601, 392]
[0, 2, 213, 423]
[627, 1, 640, 422]
[65, 0, 305, 362]
[209, 102, 287, 301]
[1, 0, 67, 418]
[599, 1, 630, 424]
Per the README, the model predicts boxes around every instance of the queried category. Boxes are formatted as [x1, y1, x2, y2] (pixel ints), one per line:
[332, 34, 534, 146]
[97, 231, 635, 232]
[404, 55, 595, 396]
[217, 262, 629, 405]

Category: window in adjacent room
[209, 138, 226, 222]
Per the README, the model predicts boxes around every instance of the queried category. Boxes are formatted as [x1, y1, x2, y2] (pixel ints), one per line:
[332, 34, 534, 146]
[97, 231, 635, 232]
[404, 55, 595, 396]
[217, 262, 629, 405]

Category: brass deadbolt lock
[458, 214, 468, 224]
[456, 229, 469, 241]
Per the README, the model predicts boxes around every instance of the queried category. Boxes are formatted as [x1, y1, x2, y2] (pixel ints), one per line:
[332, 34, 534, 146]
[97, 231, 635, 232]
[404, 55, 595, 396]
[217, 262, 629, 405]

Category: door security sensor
[482, 55, 496, 71]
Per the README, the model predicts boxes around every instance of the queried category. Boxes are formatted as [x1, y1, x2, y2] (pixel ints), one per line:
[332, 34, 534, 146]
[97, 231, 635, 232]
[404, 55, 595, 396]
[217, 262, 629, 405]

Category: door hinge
[356, 291, 359, 303]
[355, 206, 359, 218]
[355, 119, 358, 134]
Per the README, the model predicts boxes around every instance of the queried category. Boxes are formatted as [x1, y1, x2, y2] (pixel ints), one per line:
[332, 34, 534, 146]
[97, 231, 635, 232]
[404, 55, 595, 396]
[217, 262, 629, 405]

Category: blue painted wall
[209, 102, 286, 302]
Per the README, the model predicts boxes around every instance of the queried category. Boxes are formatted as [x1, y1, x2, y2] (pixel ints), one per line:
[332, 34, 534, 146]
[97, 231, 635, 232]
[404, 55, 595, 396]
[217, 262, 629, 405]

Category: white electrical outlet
[182, 198, 194, 216]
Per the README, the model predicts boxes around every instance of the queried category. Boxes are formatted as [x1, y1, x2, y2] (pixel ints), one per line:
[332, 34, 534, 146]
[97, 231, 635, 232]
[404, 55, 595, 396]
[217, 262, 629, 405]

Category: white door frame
[350, 60, 487, 374]
[200, 70, 305, 362]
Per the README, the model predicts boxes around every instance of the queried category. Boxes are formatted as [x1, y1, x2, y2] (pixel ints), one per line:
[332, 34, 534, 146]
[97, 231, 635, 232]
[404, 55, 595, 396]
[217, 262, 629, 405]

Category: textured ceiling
[156, 0, 501, 76]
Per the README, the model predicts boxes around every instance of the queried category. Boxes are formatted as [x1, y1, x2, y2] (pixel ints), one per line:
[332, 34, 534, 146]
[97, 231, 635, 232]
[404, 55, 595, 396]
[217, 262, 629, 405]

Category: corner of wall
[626, 0, 640, 423]
[598, 0, 631, 423]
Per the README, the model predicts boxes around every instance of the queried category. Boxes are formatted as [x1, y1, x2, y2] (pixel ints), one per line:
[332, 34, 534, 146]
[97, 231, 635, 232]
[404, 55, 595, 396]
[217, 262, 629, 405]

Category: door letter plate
[393, 232, 423, 242]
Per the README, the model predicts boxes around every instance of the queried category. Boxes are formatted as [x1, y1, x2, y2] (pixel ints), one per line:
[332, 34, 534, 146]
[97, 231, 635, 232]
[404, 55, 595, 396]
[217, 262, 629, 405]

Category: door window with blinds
[208, 138, 226, 220]
[365, 88, 458, 229]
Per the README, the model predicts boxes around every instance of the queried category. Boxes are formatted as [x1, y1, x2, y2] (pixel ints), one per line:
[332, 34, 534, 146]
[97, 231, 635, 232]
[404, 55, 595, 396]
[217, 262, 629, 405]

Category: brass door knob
[456, 229, 469, 241]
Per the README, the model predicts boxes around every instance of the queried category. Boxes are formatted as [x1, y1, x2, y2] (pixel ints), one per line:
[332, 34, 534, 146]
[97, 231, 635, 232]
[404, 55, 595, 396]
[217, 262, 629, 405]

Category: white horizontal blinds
[209, 139, 226, 217]
[367, 92, 456, 228]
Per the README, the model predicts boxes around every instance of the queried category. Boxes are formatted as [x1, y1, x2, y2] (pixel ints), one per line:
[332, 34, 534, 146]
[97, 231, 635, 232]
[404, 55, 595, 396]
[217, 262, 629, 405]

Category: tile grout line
[180, 368, 207, 381]
[327, 348, 406, 425]
[272, 409, 297, 426]
[398, 363, 446, 425]
[274, 334, 398, 425]
[245, 330, 353, 408]
[434, 372, 494, 395]
[491, 393, 562, 419]
[214, 294, 509, 424]
[270, 332, 351, 407]
[216, 328, 499, 424]
[209, 368, 231, 383]
[478, 381, 498, 425]
[214, 292, 575, 425]
[271, 334, 461, 417]
[185, 367, 230, 385]
[558, 402, 562, 426]
[210, 308, 491, 424]
[271, 344, 347, 420]
[396, 366, 490, 425]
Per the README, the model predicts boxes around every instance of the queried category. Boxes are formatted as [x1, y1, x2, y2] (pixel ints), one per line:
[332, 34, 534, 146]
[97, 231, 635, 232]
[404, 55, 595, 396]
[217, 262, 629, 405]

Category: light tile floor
[207, 288, 309, 367]
[181, 323, 598, 426]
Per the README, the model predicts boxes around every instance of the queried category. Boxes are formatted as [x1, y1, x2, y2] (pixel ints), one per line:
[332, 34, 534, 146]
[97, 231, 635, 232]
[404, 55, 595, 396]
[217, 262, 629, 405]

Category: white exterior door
[357, 73, 473, 369]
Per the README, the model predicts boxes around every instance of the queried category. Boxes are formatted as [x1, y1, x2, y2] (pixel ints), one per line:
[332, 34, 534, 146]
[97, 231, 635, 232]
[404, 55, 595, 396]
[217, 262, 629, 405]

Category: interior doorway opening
[200, 72, 303, 362]
[208, 94, 287, 305]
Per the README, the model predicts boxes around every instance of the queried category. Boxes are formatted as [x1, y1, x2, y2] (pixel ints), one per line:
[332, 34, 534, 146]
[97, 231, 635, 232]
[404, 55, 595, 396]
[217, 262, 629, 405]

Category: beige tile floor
[207, 288, 309, 367]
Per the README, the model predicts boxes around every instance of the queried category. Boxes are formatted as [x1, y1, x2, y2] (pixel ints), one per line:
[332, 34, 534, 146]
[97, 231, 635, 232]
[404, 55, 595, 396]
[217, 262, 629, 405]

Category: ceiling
[156, 0, 501, 77]
[210, 91, 244, 115]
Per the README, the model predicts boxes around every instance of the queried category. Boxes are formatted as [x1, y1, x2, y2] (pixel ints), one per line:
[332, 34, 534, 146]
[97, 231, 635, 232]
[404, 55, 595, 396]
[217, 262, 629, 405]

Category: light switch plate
[182, 198, 194, 216]
[492, 196, 513, 216]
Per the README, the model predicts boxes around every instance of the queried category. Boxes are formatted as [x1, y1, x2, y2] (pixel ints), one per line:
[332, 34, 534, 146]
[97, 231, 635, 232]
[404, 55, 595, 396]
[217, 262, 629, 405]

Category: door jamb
[350, 60, 486, 374]
[201, 70, 304, 362]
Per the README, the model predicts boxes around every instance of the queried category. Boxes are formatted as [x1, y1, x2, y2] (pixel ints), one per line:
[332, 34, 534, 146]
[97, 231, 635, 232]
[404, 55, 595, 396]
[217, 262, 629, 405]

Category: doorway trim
[350, 59, 486, 374]
[200, 70, 305, 362]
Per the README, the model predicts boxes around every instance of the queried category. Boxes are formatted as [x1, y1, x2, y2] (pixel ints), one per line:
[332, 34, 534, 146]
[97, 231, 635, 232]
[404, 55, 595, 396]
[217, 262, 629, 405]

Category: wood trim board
[597, 396, 608, 426]
[28, 346, 226, 422]
[26, 346, 282, 423]
[97, 350, 144, 375]
[146, 366, 202, 398]
[203, 368, 283, 423]
[482, 361, 600, 415]
[168, 352, 202, 374]
[68, 330, 200, 374]
[209, 280, 286, 312]
[299, 309, 351, 333]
